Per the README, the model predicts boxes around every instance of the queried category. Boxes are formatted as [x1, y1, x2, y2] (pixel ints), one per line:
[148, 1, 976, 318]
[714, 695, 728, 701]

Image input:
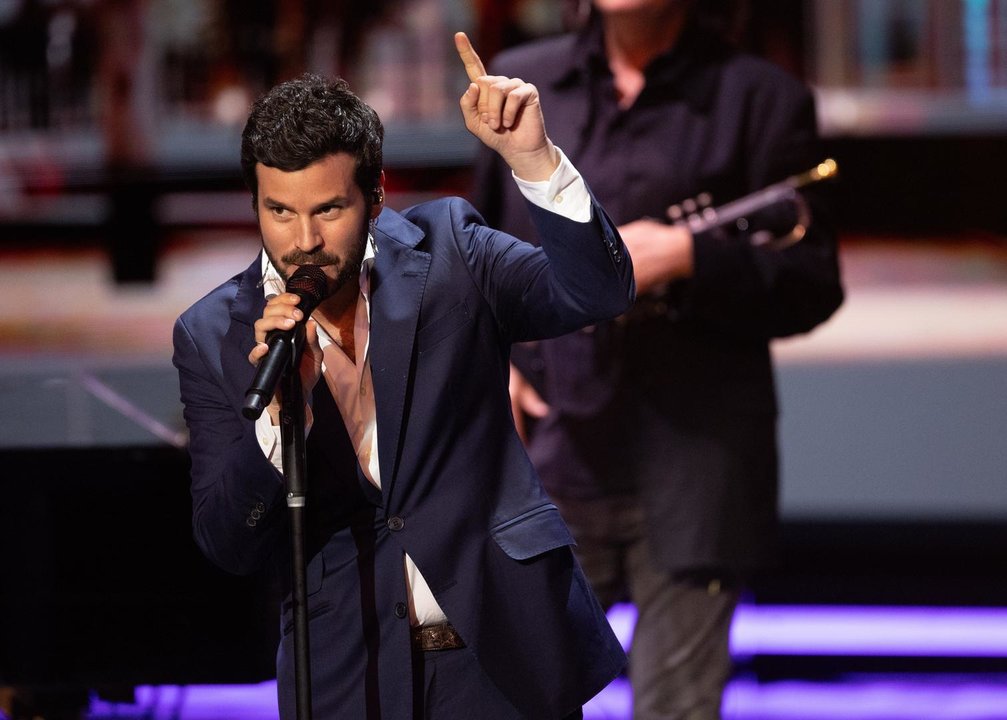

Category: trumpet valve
[814, 158, 838, 181]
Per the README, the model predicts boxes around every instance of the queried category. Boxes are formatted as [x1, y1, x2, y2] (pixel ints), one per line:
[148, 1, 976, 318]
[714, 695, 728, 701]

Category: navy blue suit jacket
[173, 195, 633, 719]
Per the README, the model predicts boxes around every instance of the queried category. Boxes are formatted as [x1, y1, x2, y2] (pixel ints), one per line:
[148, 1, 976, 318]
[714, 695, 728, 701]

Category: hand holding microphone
[243, 265, 328, 420]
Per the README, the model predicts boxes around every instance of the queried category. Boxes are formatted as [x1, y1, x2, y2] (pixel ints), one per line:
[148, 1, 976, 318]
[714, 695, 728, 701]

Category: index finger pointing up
[454, 31, 487, 81]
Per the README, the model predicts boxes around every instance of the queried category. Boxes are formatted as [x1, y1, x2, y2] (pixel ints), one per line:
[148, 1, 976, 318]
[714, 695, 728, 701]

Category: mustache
[281, 250, 341, 266]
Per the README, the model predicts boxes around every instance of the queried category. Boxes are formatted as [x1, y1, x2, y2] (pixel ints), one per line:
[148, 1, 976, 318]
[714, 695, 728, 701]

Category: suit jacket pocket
[417, 301, 471, 354]
[491, 504, 575, 560]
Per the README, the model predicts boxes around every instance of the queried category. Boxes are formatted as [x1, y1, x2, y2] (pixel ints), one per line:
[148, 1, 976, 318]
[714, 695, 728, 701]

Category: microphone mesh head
[285, 265, 328, 314]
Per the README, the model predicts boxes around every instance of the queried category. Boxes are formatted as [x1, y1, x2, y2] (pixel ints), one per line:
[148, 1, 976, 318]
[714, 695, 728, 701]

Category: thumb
[304, 318, 322, 358]
[459, 83, 482, 128]
[518, 382, 550, 419]
[509, 366, 550, 418]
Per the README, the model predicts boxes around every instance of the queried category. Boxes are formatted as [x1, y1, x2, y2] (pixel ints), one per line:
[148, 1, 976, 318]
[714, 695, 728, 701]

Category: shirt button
[394, 602, 408, 619]
[554, 193, 564, 204]
[387, 516, 404, 531]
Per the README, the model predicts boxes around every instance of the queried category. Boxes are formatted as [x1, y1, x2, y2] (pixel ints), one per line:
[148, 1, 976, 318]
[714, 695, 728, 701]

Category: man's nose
[295, 218, 324, 252]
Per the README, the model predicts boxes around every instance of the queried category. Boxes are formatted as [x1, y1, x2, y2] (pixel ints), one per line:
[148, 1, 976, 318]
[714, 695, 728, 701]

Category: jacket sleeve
[681, 79, 844, 340]
[173, 312, 288, 576]
[442, 195, 635, 343]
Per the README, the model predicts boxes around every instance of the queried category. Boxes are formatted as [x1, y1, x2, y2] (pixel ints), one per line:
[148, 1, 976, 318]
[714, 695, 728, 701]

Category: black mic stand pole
[278, 335, 313, 720]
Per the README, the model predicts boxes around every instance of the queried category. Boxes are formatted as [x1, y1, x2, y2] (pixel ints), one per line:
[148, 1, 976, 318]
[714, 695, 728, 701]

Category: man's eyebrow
[310, 196, 349, 212]
[261, 196, 349, 212]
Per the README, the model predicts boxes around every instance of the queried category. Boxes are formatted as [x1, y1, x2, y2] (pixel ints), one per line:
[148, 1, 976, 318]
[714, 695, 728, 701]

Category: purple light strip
[128, 683, 279, 719]
[721, 677, 1007, 720]
[605, 603, 1007, 657]
[90, 676, 1007, 720]
[84, 605, 1007, 720]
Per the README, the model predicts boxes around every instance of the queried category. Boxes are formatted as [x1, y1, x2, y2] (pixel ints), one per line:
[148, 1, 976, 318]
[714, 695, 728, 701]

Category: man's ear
[370, 170, 386, 219]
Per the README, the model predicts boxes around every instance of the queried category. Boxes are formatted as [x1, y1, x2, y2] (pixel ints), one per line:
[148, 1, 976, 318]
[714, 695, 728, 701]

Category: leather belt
[411, 621, 465, 652]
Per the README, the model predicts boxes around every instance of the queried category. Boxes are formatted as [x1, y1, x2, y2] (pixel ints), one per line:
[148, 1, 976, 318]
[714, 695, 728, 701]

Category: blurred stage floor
[80, 672, 1007, 720]
[78, 604, 1007, 719]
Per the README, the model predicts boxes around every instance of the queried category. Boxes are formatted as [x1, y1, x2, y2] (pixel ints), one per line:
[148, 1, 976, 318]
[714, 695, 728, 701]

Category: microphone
[242, 265, 328, 420]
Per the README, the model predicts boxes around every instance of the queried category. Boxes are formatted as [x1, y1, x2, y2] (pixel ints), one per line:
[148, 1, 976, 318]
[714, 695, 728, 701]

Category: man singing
[172, 33, 632, 719]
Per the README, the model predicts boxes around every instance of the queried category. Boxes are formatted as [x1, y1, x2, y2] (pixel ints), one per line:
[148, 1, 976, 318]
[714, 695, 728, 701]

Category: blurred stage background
[1, 1, 1006, 718]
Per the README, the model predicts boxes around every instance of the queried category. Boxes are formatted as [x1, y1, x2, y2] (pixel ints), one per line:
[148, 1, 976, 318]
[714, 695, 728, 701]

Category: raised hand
[454, 31, 558, 182]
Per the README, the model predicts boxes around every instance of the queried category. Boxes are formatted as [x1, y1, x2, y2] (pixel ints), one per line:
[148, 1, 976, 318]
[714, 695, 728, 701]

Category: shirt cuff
[255, 404, 314, 472]
[512, 147, 592, 223]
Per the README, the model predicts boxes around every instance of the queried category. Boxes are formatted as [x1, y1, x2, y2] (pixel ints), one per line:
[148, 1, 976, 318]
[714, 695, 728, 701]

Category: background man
[472, 2, 845, 717]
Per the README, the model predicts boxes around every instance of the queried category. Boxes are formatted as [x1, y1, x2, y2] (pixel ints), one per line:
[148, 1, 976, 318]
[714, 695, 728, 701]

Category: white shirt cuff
[512, 147, 592, 223]
[255, 404, 314, 471]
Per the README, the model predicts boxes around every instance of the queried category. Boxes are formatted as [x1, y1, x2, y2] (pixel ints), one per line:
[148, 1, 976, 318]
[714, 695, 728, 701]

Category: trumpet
[665, 158, 838, 250]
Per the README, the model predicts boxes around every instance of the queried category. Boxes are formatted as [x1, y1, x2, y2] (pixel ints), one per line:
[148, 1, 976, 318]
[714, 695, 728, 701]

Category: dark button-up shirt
[472, 18, 844, 573]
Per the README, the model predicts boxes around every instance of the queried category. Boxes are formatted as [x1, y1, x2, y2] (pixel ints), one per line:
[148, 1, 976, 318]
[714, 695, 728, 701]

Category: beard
[263, 227, 368, 300]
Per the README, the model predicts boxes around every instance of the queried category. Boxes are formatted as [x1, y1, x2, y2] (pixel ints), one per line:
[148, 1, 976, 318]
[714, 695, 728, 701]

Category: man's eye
[270, 206, 289, 217]
[319, 205, 341, 216]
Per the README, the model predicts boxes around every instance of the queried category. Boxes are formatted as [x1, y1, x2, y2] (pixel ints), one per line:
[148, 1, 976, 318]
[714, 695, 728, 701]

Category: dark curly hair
[240, 73, 384, 209]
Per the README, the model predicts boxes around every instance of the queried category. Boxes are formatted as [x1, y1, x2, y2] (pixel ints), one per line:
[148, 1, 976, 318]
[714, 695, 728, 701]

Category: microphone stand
[279, 336, 313, 720]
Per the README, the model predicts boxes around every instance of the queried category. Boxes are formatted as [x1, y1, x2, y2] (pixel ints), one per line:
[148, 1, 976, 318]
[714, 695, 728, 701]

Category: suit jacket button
[394, 602, 408, 619]
[387, 516, 404, 531]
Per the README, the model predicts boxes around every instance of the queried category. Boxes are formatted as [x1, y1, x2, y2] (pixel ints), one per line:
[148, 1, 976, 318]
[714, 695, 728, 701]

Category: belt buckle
[412, 621, 465, 651]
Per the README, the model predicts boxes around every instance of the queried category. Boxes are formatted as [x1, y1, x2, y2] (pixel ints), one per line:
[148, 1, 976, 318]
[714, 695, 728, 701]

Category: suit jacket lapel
[367, 210, 430, 502]
[223, 227, 431, 503]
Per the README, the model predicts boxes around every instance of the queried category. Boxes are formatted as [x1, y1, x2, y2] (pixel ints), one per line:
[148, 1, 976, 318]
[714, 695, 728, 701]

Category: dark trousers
[554, 495, 739, 720]
[412, 646, 583, 719]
